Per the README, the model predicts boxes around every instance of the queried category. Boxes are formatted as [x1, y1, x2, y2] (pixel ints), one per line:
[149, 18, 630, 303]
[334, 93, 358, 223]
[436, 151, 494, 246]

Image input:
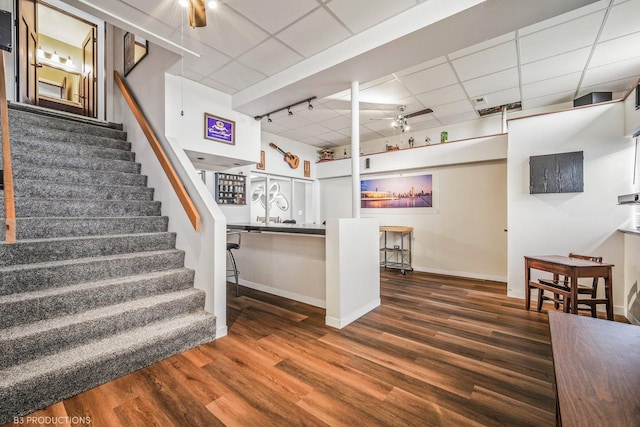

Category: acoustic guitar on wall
[269, 142, 300, 169]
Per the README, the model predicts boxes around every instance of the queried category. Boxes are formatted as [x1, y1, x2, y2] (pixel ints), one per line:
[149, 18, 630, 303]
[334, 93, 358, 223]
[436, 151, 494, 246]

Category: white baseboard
[215, 325, 228, 338]
[325, 298, 380, 329]
[411, 265, 507, 283]
[238, 279, 326, 308]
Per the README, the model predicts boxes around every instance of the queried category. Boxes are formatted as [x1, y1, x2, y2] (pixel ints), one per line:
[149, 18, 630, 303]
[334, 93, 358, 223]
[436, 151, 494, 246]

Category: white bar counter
[228, 218, 380, 328]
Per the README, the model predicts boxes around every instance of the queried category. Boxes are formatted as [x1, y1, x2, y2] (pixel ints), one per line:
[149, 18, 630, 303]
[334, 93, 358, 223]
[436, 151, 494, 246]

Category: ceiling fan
[376, 105, 433, 133]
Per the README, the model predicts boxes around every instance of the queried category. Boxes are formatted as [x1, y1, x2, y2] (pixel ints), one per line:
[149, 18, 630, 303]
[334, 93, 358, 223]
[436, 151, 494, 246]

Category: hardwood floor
[7, 270, 584, 426]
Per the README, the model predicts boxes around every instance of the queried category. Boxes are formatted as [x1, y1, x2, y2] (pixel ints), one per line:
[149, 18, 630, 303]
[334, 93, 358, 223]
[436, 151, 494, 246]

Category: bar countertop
[227, 223, 326, 235]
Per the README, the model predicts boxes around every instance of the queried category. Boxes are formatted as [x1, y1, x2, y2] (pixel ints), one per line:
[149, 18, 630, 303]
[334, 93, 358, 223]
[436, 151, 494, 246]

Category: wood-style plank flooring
[7, 269, 620, 426]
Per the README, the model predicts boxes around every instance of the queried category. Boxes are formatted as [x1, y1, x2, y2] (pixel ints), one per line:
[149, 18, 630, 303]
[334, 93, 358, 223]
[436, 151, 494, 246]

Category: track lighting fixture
[254, 96, 316, 122]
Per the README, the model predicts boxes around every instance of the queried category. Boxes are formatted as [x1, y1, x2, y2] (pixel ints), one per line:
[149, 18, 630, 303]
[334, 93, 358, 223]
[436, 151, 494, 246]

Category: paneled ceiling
[62, 0, 640, 147]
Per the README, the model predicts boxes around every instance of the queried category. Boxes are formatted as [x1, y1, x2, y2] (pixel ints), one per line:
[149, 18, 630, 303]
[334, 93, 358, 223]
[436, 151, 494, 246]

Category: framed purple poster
[204, 113, 235, 145]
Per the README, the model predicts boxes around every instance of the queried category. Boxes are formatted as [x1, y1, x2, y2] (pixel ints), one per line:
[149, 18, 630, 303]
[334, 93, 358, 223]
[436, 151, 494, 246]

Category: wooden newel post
[0, 49, 16, 243]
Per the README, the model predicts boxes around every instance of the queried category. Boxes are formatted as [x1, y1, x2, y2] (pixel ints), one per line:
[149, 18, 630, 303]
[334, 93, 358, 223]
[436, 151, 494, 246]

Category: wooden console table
[524, 255, 614, 320]
[549, 312, 640, 426]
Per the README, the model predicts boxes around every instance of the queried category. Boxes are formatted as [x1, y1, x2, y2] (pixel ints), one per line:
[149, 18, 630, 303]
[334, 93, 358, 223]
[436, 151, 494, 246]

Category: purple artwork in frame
[204, 113, 235, 145]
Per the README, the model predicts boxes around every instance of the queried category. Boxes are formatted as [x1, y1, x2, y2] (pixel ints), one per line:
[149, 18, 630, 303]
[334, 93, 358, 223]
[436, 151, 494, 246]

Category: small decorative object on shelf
[318, 148, 334, 162]
[343, 148, 347, 158]
[425, 136, 431, 145]
[408, 137, 415, 148]
[440, 131, 448, 143]
[385, 144, 400, 152]
[214, 172, 246, 205]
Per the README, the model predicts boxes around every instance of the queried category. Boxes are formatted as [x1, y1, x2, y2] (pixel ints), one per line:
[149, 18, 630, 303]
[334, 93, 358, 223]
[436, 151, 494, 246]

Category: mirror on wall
[124, 32, 148, 76]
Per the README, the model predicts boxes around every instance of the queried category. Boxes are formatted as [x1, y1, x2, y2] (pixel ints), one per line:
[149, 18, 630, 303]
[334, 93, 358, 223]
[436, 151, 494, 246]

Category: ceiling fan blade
[405, 108, 433, 118]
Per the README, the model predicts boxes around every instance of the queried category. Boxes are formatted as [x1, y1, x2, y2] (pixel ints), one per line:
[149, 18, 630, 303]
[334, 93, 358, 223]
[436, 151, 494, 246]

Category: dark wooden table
[525, 255, 614, 320]
[549, 312, 640, 426]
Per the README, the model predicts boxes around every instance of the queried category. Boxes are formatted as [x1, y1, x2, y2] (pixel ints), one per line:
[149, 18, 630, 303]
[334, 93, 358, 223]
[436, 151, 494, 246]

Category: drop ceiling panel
[237, 38, 303, 76]
[519, 11, 605, 64]
[394, 57, 447, 77]
[452, 41, 518, 81]
[599, 0, 640, 41]
[399, 63, 458, 95]
[415, 84, 467, 108]
[589, 32, 640, 67]
[320, 115, 352, 130]
[226, 0, 319, 34]
[192, 6, 270, 57]
[326, 0, 416, 33]
[522, 72, 582, 99]
[521, 47, 591, 84]
[181, 44, 231, 76]
[449, 32, 515, 60]
[431, 99, 475, 120]
[359, 80, 413, 104]
[519, 0, 608, 36]
[121, 0, 183, 25]
[209, 61, 266, 91]
[276, 8, 351, 57]
[521, 90, 575, 110]
[476, 87, 521, 110]
[583, 56, 640, 86]
[462, 68, 520, 98]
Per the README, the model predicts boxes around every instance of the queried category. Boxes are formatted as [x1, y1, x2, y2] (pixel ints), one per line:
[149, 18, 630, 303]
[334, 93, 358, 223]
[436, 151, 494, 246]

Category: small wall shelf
[215, 172, 246, 205]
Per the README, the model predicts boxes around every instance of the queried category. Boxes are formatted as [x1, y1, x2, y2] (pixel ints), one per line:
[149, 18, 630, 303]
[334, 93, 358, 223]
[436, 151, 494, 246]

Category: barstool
[226, 231, 241, 296]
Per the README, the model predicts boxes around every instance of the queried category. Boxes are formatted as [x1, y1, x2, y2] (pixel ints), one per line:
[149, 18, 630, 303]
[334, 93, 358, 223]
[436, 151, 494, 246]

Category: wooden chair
[537, 253, 603, 317]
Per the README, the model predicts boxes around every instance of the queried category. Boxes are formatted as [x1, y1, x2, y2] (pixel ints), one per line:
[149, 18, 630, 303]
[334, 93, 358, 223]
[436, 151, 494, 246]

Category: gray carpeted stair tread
[11, 150, 141, 174]
[0, 268, 195, 328]
[12, 139, 135, 162]
[0, 232, 176, 267]
[8, 104, 126, 137]
[14, 179, 154, 201]
[13, 216, 168, 239]
[0, 249, 186, 296]
[10, 129, 131, 151]
[0, 103, 215, 424]
[13, 163, 147, 187]
[0, 288, 206, 368]
[0, 196, 162, 218]
[0, 311, 215, 422]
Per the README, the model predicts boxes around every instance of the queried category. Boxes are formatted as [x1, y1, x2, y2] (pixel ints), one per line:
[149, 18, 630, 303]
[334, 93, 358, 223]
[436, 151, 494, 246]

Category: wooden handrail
[114, 70, 201, 232]
[0, 50, 16, 243]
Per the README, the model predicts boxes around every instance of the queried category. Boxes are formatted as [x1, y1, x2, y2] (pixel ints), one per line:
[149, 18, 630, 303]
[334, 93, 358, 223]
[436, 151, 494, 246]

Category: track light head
[267, 115, 272, 123]
[288, 108, 293, 116]
[308, 101, 313, 110]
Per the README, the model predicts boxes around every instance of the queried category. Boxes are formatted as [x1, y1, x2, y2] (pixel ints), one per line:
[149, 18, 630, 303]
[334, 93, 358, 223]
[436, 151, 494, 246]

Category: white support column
[351, 81, 360, 218]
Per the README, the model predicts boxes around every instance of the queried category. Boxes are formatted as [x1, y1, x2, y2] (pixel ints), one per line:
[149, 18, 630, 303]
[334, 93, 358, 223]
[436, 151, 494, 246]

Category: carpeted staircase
[0, 104, 216, 423]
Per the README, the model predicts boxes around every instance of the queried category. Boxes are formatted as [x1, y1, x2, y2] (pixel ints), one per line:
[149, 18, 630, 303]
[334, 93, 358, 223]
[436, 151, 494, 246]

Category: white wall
[111, 32, 229, 337]
[217, 131, 319, 224]
[507, 102, 635, 315]
[319, 135, 509, 281]
[165, 74, 261, 167]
